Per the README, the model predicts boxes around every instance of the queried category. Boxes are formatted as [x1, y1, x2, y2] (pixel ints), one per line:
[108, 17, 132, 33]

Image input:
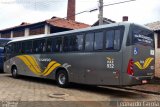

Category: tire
[56, 70, 69, 88]
[11, 67, 18, 78]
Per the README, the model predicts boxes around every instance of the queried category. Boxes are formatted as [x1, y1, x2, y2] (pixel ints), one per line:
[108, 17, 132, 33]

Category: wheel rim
[12, 69, 17, 77]
[58, 73, 66, 85]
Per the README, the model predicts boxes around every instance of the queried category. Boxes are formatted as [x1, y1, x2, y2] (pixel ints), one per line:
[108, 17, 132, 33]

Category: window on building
[1, 32, 10, 38]
[85, 33, 94, 51]
[94, 32, 103, 50]
[29, 25, 44, 35]
[13, 30, 25, 37]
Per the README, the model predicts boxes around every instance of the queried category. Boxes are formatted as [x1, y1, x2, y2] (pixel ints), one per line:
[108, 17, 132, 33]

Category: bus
[4, 23, 155, 87]
[0, 38, 12, 72]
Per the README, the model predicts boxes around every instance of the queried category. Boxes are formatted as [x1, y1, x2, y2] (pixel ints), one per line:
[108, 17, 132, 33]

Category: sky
[0, 0, 159, 29]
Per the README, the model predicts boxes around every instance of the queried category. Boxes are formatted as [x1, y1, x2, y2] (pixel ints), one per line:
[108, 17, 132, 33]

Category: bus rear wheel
[11, 67, 18, 78]
[56, 70, 69, 88]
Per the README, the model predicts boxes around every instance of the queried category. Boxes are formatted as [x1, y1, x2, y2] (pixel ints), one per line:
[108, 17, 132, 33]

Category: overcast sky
[0, 0, 159, 29]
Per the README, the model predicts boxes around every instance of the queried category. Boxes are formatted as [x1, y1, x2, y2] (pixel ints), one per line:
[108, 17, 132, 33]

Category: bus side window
[105, 30, 114, 50]
[85, 33, 94, 51]
[94, 32, 103, 50]
[22, 41, 32, 54]
[14, 42, 22, 54]
[63, 36, 70, 52]
[46, 38, 52, 52]
[114, 30, 121, 50]
[75, 34, 83, 51]
[52, 37, 62, 52]
[33, 39, 45, 53]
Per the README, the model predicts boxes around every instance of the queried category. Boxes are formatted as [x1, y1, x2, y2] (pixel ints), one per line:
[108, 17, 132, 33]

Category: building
[146, 21, 160, 77]
[0, 17, 90, 38]
[92, 18, 115, 26]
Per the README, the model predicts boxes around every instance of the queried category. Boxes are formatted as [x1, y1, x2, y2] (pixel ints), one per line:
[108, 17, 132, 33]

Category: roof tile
[145, 21, 160, 31]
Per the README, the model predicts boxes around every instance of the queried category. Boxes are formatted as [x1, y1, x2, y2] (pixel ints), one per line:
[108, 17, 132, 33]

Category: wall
[155, 32, 160, 78]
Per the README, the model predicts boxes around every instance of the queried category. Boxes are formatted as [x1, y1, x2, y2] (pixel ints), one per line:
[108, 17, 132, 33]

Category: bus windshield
[131, 25, 154, 47]
[0, 40, 10, 47]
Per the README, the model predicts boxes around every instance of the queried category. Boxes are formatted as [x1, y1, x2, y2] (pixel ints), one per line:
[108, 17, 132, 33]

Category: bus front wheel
[56, 70, 69, 88]
[11, 66, 18, 78]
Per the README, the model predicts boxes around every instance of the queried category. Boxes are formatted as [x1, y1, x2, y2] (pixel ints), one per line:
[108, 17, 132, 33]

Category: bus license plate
[142, 80, 147, 84]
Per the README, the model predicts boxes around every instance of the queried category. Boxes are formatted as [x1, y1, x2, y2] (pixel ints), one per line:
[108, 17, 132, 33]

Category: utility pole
[99, 0, 103, 25]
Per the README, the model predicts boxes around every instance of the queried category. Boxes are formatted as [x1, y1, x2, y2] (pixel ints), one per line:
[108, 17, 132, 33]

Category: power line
[87, 0, 136, 13]
[49, 0, 136, 26]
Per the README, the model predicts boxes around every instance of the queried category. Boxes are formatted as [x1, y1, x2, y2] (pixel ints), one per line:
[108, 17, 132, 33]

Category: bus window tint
[14, 42, 21, 54]
[6, 44, 12, 53]
[76, 35, 83, 51]
[52, 37, 62, 52]
[46, 38, 52, 52]
[85, 33, 94, 51]
[106, 30, 114, 50]
[94, 32, 103, 50]
[33, 39, 45, 53]
[63, 35, 83, 52]
[22, 41, 32, 53]
[63, 36, 70, 52]
[114, 30, 121, 50]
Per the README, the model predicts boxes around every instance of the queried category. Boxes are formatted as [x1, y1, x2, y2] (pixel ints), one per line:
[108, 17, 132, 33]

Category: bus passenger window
[94, 32, 103, 50]
[46, 38, 52, 52]
[52, 37, 62, 52]
[14, 42, 21, 54]
[33, 39, 45, 53]
[63, 36, 69, 52]
[75, 35, 83, 51]
[106, 30, 114, 50]
[22, 41, 32, 53]
[85, 33, 94, 51]
[114, 30, 121, 50]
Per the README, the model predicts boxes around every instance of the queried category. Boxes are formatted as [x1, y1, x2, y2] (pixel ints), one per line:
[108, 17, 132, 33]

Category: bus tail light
[127, 59, 134, 76]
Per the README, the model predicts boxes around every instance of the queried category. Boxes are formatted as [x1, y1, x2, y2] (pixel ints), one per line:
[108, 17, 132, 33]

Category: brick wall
[67, 0, 75, 21]
[1, 32, 10, 38]
[29, 26, 44, 35]
[13, 30, 25, 37]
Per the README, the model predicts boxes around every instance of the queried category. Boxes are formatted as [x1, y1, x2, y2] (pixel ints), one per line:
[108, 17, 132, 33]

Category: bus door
[127, 25, 155, 82]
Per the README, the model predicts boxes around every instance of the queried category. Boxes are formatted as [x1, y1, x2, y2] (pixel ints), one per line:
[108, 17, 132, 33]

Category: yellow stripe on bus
[43, 63, 61, 76]
[17, 56, 41, 75]
[42, 61, 57, 75]
[134, 62, 143, 69]
[134, 57, 154, 70]
[143, 57, 153, 69]
[24, 55, 41, 74]
[17, 55, 61, 76]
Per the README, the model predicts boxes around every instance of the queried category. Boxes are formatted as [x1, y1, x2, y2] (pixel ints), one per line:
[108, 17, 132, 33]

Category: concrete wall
[155, 33, 160, 77]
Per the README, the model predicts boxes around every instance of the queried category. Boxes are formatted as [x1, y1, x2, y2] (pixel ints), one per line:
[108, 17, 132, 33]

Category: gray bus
[4, 23, 155, 87]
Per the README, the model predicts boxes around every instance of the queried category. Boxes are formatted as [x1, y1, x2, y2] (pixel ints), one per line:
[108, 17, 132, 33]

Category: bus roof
[7, 22, 149, 44]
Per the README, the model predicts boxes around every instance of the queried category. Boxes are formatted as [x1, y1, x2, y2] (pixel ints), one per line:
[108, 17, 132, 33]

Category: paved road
[0, 73, 160, 107]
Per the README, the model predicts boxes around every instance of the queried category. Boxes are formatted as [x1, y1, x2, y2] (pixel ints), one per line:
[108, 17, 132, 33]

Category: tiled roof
[0, 17, 90, 32]
[46, 17, 90, 29]
[145, 21, 160, 31]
